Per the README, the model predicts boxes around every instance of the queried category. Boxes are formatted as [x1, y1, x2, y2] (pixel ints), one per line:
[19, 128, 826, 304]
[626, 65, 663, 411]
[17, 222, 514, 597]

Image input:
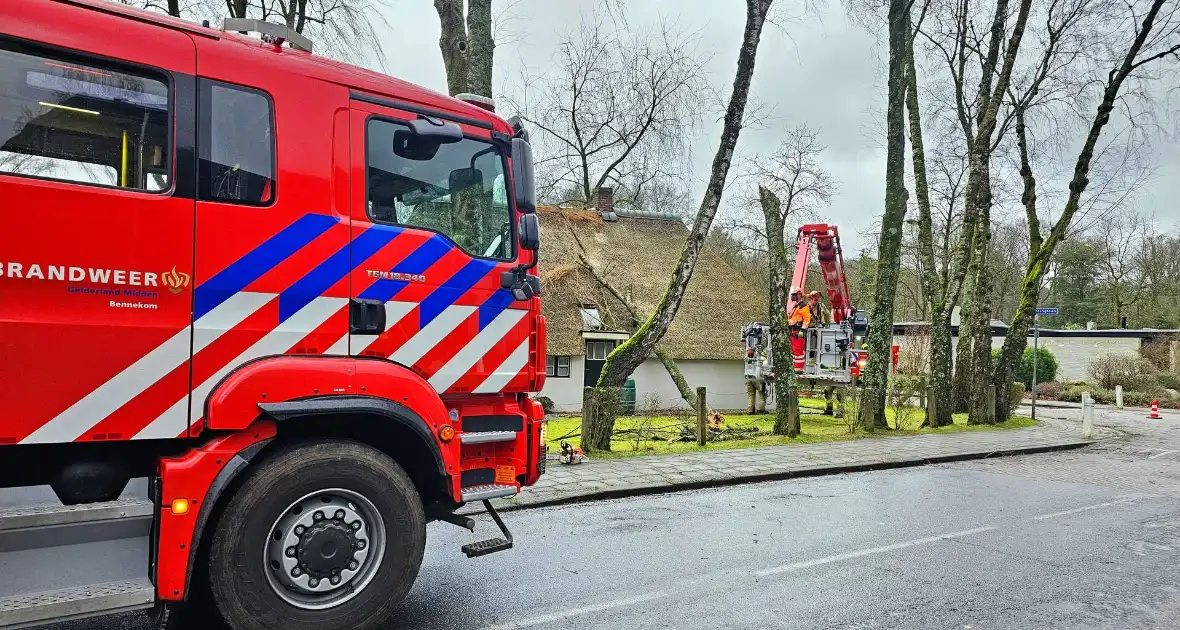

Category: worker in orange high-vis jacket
[807, 290, 832, 326]
[786, 286, 810, 371]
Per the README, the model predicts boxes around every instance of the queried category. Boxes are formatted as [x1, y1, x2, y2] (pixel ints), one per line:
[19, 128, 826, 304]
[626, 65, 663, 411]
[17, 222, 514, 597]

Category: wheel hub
[297, 520, 356, 578]
[264, 489, 386, 610]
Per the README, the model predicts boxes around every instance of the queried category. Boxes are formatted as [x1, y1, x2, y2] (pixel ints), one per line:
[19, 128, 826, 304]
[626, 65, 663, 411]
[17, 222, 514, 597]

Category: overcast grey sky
[368, 0, 1178, 253]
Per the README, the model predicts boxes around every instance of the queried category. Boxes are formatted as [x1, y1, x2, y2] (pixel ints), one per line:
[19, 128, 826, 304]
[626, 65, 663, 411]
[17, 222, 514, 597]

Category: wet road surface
[44, 459, 1180, 630]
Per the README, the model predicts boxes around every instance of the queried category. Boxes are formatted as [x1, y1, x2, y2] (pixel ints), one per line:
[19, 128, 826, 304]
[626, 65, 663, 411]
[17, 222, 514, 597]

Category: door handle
[349, 298, 387, 334]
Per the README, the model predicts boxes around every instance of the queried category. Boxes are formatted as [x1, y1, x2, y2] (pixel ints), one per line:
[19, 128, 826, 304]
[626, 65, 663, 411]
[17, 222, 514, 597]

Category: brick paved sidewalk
[481, 424, 1094, 512]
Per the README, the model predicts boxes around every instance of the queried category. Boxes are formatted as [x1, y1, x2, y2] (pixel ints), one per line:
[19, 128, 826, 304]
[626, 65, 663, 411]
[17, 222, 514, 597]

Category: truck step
[0, 578, 155, 630]
[460, 484, 518, 502]
[458, 430, 517, 444]
[461, 537, 512, 558]
[0, 499, 153, 532]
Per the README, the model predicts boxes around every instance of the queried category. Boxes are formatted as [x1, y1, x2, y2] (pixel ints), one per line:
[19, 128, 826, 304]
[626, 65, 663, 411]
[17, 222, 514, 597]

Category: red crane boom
[789, 223, 853, 323]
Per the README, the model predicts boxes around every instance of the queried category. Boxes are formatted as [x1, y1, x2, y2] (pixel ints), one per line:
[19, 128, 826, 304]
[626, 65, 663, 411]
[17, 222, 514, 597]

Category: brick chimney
[589, 187, 614, 214]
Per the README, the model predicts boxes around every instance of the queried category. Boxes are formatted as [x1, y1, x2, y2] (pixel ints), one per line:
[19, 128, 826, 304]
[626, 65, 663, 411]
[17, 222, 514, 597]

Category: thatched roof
[538, 206, 767, 361]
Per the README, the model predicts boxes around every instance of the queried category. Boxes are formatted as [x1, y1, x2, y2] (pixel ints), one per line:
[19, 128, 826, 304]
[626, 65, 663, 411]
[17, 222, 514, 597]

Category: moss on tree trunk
[759, 186, 800, 437]
[858, 0, 911, 432]
[581, 386, 619, 453]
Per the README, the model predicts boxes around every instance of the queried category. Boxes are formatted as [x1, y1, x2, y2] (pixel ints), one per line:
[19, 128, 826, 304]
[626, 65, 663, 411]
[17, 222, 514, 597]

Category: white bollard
[1081, 392, 1094, 439]
[1116, 385, 1124, 409]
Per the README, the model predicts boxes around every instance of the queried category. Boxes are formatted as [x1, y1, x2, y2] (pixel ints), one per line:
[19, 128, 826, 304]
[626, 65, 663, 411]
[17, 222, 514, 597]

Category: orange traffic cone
[1148, 400, 1161, 419]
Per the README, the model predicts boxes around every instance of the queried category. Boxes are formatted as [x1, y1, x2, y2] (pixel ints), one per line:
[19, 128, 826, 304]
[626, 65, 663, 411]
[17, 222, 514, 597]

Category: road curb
[485, 438, 1094, 513]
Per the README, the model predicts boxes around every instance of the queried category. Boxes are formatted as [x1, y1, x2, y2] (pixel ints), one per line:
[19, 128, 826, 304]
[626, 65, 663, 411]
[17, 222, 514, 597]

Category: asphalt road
[45, 460, 1180, 630]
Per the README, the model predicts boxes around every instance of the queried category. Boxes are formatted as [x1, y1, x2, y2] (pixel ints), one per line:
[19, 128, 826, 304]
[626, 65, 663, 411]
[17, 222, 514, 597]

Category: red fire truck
[0, 2, 546, 629]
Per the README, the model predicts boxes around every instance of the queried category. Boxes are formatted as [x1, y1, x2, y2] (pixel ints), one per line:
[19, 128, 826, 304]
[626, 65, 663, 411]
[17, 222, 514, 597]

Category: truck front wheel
[208, 440, 426, 630]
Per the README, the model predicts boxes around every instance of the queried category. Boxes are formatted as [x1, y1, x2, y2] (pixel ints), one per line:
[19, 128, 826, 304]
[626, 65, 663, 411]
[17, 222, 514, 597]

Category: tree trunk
[992, 108, 1042, 424]
[857, 0, 911, 432]
[760, 186, 800, 437]
[433, 0, 469, 96]
[964, 212, 996, 424]
[654, 346, 709, 414]
[904, 21, 952, 428]
[951, 282, 973, 412]
[958, 0, 1033, 423]
[597, 0, 773, 387]
[167, 0, 180, 17]
[992, 281, 1038, 422]
[580, 386, 619, 453]
[465, 0, 494, 98]
[927, 306, 954, 426]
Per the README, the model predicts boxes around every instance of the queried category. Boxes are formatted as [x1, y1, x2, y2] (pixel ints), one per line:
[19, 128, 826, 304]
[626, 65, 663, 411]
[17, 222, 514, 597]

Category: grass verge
[545, 398, 1037, 458]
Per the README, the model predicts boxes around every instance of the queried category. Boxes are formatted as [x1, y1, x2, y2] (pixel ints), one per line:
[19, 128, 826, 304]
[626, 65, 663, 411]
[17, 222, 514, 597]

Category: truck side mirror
[519, 213, 539, 251]
[393, 117, 463, 161]
[511, 137, 536, 214]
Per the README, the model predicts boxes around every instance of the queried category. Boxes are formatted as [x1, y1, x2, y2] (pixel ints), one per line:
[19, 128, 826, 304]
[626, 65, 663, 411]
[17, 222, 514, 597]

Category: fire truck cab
[0, 2, 546, 629]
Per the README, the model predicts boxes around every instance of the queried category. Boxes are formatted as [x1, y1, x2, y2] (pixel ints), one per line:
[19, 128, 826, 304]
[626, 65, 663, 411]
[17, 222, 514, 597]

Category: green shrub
[1153, 372, 1180, 391]
[1088, 353, 1159, 391]
[1089, 388, 1116, 405]
[1035, 381, 1063, 399]
[1060, 384, 1114, 404]
[1009, 382, 1025, 413]
[1140, 338, 1175, 371]
[993, 347, 1058, 388]
[1123, 390, 1155, 407]
[536, 396, 555, 415]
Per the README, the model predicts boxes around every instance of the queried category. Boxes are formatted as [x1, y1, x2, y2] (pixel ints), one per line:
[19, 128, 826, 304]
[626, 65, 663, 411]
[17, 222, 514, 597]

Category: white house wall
[928, 335, 1142, 383]
[538, 358, 756, 413]
[630, 359, 754, 412]
[537, 356, 586, 412]
[1026, 337, 1141, 382]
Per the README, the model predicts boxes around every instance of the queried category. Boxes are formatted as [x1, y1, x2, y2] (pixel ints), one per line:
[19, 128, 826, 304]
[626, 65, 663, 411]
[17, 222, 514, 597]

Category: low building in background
[537, 192, 766, 413]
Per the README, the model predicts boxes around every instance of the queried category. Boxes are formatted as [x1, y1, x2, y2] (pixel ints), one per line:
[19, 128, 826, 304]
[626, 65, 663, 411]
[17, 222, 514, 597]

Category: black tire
[208, 439, 425, 630]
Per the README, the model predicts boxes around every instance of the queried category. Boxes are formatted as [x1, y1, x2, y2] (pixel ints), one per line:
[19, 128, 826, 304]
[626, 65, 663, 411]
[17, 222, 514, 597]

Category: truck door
[0, 12, 197, 444]
[161, 48, 350, 439]
[348, 97, 532, 394]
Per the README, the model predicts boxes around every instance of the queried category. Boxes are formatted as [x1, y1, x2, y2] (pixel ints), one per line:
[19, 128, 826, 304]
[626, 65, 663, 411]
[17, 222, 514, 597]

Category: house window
[579, 304, 603, 330]
[586, 341, 615, 361]
[546, 355, 571, 378]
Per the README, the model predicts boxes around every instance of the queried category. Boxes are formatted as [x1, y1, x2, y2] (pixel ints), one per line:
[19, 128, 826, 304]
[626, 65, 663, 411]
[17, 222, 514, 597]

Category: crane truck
[743, 224, 870, 400]
[0, 2, 546, 629]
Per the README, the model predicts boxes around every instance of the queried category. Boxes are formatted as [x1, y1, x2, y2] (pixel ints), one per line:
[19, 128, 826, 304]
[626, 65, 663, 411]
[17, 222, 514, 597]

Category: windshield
[366, 118, 512, 260]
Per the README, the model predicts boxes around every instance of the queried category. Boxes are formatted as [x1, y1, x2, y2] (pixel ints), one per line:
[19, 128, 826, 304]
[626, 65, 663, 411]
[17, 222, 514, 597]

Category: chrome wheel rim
[263, 488, 386, 610]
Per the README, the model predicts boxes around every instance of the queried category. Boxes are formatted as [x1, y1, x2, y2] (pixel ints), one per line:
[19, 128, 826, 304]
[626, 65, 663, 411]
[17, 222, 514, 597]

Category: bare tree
[745, 126, 837, 438]
[724, 125, 834, 249]
[124, 0, 389, 63]
[577, 0, 775, 452]
[511, 15, 712, 210]
[991, 0, 1180, 421]
[753, 125, 837, 225]
[904, 0, 1070, 424]
[1098, 211, 1152, 324]
[117, 0, 182, 16]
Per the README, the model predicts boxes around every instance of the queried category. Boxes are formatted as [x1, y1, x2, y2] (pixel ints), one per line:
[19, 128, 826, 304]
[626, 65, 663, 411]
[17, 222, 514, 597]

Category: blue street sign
[1036, 307, 1059, 316]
